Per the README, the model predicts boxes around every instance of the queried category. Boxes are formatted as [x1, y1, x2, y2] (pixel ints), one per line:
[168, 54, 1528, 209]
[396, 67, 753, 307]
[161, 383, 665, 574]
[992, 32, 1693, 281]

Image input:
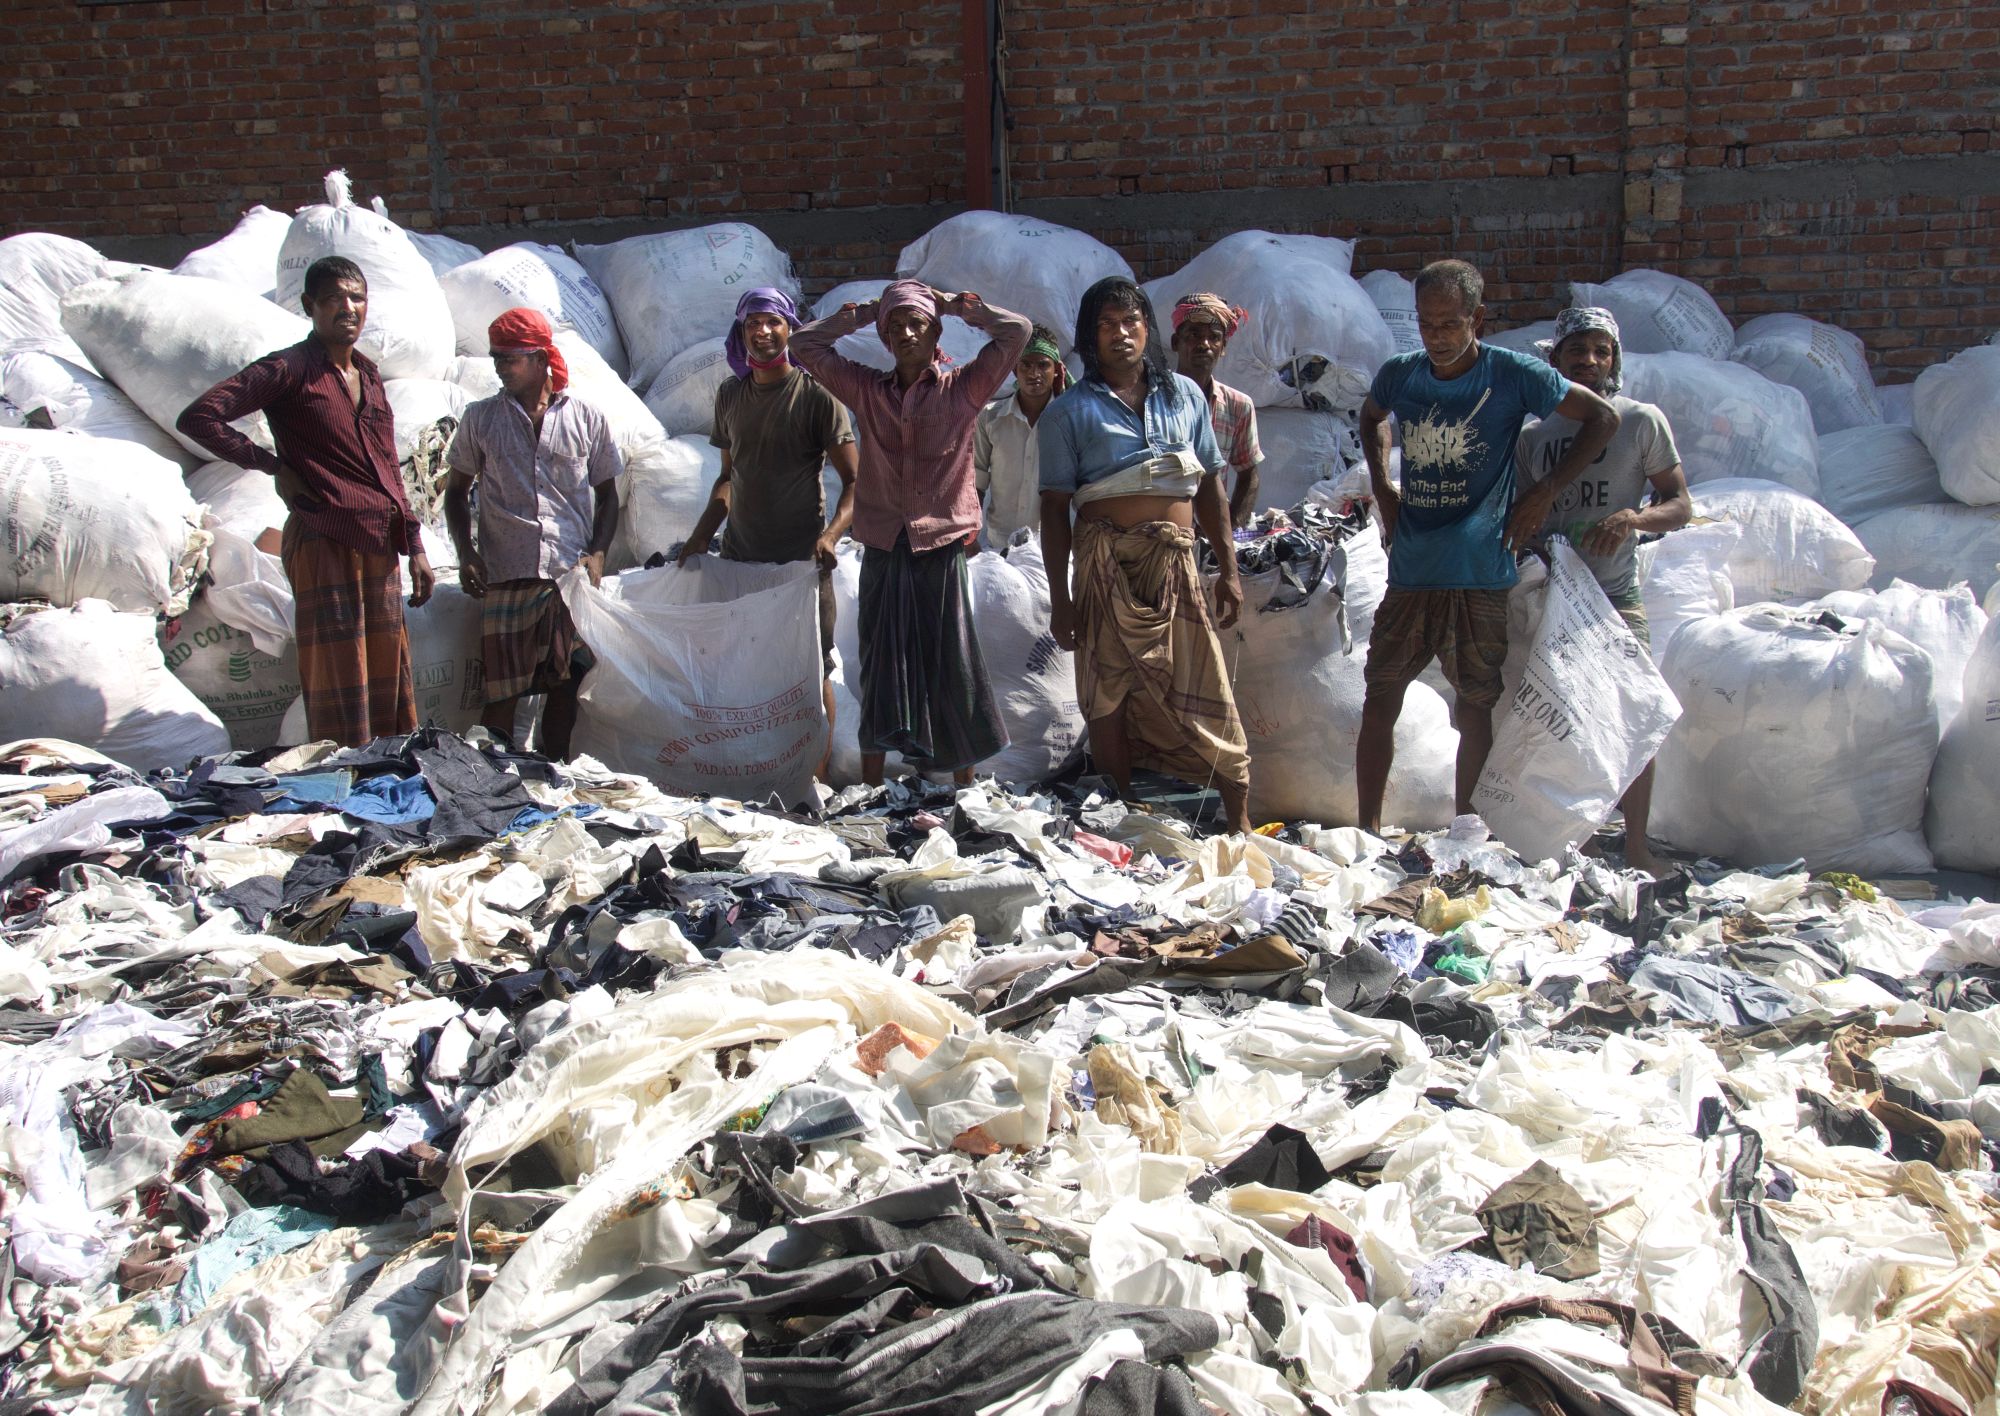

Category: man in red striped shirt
[180, 256, 436, 747]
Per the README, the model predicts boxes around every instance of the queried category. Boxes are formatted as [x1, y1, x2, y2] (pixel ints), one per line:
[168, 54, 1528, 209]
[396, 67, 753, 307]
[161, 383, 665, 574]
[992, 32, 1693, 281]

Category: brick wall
[3, 0, 1993, 374]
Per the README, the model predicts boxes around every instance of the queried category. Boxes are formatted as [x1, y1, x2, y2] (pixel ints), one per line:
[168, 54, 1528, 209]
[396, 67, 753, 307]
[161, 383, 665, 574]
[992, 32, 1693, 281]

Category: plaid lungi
[1072, 517, 1250, 789]
[281, 522, 416, 748]
[479, 578, 587, 704]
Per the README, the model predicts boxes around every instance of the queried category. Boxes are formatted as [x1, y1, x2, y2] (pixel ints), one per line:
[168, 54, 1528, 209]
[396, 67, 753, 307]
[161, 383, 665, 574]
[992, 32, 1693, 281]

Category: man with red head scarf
[791, 280, 1030, 787]
[443, 307, 623, 758]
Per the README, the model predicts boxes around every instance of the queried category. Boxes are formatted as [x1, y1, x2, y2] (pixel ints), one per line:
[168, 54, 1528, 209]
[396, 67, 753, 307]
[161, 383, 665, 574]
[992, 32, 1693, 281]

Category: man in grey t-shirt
[1516, 305, 1691, 875]
[680, 287, 860, 781]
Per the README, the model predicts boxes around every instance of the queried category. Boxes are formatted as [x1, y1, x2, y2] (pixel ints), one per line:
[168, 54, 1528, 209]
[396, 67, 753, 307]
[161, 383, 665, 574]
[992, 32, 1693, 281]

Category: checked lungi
[479, 578, 589, 704]
[281, 521, 416, 747]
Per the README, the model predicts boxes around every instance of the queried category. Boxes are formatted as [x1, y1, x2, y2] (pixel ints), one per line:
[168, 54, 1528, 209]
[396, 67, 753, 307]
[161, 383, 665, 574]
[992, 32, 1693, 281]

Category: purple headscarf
[725, 287, 801, 380]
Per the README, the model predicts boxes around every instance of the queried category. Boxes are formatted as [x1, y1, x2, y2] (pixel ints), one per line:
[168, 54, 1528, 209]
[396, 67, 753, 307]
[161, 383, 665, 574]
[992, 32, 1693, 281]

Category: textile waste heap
[0, 726, 1997, 1416]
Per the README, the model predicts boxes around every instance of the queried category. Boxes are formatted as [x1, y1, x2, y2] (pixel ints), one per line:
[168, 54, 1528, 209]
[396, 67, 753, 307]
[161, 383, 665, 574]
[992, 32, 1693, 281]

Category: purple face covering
[725, 287, 802, 379]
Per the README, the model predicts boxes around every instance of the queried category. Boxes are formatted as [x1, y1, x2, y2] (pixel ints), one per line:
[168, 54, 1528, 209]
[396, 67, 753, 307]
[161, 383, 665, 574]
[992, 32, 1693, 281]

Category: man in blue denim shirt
[1037, 277, 1252, 835]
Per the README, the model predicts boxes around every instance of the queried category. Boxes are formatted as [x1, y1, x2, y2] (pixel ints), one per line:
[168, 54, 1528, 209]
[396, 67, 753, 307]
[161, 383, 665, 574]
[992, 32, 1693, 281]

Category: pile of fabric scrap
[1, 731, 1996, 1416]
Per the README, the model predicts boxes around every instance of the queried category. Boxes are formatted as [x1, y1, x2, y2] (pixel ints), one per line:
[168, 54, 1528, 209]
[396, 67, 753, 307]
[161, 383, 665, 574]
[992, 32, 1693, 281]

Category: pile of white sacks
[3, 173, 1999, 876]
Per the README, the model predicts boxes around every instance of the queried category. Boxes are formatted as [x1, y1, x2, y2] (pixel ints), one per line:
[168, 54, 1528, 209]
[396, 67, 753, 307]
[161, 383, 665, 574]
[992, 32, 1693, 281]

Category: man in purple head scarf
[682, 285, 860, 780]
[791, 279, 1031, 786]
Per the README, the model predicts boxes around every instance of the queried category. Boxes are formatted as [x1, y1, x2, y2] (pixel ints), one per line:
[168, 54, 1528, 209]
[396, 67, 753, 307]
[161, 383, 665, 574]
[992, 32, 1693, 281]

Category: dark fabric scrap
[1190, 1124, 1331, 1202]
[1724, 1126, 1819, 1406]
[235, 1139, 429, 1223]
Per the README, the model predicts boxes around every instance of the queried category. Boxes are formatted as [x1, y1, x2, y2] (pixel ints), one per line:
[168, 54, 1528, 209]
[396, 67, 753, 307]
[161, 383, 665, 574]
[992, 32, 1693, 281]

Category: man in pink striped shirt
[180, 256, 434, 747]
[791, 281, 1030, 786]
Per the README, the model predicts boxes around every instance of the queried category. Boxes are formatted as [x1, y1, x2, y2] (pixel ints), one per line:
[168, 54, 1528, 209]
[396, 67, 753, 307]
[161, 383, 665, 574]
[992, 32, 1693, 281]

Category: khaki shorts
[1607, 588, 1650, 649]
[1363, 586, 1511, 709]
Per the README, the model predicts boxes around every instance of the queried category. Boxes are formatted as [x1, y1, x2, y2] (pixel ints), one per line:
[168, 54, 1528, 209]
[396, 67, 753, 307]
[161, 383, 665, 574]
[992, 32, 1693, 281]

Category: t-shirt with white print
[1516, 394, 1679, 599]
[1369, 344, 1569, 590]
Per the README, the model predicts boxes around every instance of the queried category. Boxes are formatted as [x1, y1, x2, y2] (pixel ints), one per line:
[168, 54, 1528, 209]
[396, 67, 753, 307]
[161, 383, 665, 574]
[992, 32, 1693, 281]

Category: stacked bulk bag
[273, 171, 455, 381]
[1814, 424, 1946, 525]
[575, 224, 799, 391]
[1687, 478, 1873, 605]
[0, 601, 229, 770]
[1621, 353, 1819, 498]
[1912, 344, 2000, 506]
[898, 211, 1133, 364]
[171, 206, 292, 298]
[0, 428, 206, 614]
[1142, 231, 1392, 413]
[0, 349, 194, 470]
[61, 269, 310, 459]
[1653, 608, 1938, 874]
[1569, 269, 1734, 359]
[1728, 313, 1881, 434]
[437, 242, 626, 375]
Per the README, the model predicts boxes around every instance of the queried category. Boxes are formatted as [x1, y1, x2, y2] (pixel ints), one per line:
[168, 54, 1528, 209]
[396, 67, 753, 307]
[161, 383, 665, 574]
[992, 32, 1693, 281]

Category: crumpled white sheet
[2, 1003, 201, 1285]
[0, 786, 170, 883]
[409, 952, 971, 1416]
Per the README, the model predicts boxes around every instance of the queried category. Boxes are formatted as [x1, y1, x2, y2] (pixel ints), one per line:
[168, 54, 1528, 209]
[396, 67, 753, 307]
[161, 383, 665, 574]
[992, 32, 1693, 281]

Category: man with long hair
[1037, 277, 1252, 835]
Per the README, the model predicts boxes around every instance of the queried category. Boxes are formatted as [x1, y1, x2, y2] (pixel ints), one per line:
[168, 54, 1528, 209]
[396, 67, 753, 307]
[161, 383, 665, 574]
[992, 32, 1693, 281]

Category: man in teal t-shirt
[1354, 259, 1621, 832]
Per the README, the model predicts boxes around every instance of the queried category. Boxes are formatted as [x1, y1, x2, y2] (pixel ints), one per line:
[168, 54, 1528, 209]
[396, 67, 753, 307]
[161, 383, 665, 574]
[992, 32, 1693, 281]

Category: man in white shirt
[974, 324, 1068, 547]
[444, 308, 623, 759]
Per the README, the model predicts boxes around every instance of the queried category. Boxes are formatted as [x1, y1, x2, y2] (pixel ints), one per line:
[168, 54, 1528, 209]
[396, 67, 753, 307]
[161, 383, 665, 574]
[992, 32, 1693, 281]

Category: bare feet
[1625, 838, 1669, 878]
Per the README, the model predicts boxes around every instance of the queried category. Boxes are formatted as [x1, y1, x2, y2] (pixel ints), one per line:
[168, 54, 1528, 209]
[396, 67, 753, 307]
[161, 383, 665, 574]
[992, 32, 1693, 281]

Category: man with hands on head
[1038, 277, 1254, 837]
[444, 308, 622, 760]
[178, 255, 435, 749]
[679, 287, 858, 781]
[1353, 259, 1619, 834]
[1517, 305, 1691, 874]
[789, 281, 1030, 787]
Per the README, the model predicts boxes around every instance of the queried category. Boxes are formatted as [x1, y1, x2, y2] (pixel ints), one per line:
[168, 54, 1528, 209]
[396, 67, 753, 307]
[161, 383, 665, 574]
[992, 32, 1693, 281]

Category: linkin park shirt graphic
[1370, 344, 1568, 590]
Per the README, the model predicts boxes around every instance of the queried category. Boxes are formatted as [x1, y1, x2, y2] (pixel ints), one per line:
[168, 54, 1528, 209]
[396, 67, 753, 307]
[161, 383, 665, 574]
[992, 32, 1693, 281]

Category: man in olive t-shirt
[680, 287, 860, 780]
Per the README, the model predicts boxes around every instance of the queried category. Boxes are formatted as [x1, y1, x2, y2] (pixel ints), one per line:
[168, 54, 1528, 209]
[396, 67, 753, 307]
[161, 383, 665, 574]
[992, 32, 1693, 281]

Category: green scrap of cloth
[211, 1068, 365, 1157]
[1432, 946, 1491, 986]
[1814, 872, 1878, 903]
